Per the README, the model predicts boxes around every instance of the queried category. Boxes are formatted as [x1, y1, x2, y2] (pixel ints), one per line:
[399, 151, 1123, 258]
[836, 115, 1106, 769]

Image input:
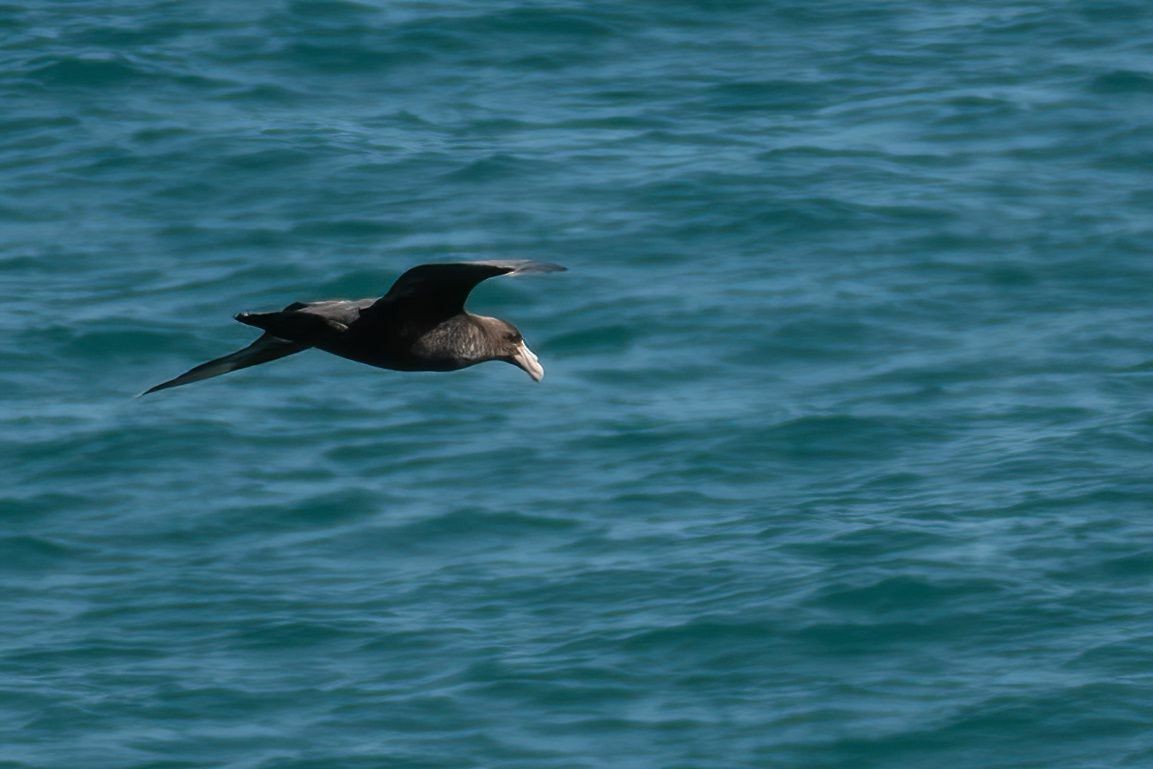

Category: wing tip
[507, 260, 567, 275]
[137, 380, 175, 397]
[456, 259, 567, 274]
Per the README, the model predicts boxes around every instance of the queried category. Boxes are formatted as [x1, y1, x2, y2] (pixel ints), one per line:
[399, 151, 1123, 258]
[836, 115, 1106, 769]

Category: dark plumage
[142, 260, 565, 395]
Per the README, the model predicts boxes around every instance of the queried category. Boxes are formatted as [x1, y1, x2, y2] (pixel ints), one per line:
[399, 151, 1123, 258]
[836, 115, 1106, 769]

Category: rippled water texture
[4, 2, 1153, 767]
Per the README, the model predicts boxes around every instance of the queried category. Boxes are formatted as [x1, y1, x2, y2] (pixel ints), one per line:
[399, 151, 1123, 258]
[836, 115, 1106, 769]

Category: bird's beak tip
[511, 340, 545, 382]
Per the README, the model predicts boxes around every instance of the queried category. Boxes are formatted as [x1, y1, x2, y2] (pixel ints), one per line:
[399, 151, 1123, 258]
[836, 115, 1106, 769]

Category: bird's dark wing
[368, 260, 565, 318]
[236, 299, 374, 339]
[140, 334, 307, 395]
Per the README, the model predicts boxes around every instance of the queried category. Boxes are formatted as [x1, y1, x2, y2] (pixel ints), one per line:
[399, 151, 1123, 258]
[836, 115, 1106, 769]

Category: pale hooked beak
[510, 339, 545, 382]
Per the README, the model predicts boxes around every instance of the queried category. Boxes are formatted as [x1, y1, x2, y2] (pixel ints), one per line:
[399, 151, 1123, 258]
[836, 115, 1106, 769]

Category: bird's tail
[140, 334, 308, 396]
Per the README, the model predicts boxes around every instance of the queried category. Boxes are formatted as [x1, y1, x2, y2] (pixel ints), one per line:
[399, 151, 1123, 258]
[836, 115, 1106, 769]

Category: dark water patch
[546, 325, 636, 357]
[810, 575, 1005, 614]
[700, 79, 830, 113]
[57, 327, 176, 362]
[790, 615, 975, 656]
[24, 55, 225, 91]
[6, 640, 170, 668]
[22, 323, 184, 366]
[602, 489, 736, 519]
[104, 686, 275, 723]
[633, 126, 753, 147]
[210, 488, 383, 537]
[751, 414, 942, 462]
[1077, 2, 1149, 22]
[756, 144, 966, 171]
[217, 82, 306, 103]
[929, 97, 1025, 129]
[0, 114, 83, 136]
[619, 617, 780, 661]
[277, 42, 421, 74]
[287, 0, 376, 18]
[212, 147, 319, 173]
[0, 203, 58, 223]
[471, 7, 624, 39]
[1082, 550, 1153, 581]
[350, 508, 582, 555]
[0, 493, 92, 523]
[1089, 69, 1153, 94]
[778, 525, 951, 560]
[66, 17, 234, 48]
[290, 218, 410, 240]
[11, 421, 246, 482]
[506, 53, 579, 72]
[0, 536, 84, 572]
[389, 27, 475, 57]
[441, 153, 555, 184]
[149, 224, 303, 254]
[227, 619, 366, 651]
[0, 3, 24, 28]
[25, 56, 148, 86]
[130, 125, 195, 144]
[258, 758, 471, 769]
[1067, 636, 1153, 674]
[737, 316, 924, 366]
[458, 673, 644, 713]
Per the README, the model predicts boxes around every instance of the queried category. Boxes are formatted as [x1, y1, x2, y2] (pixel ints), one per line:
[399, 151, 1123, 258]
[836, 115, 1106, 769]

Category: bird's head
[493, 320, 544, 382]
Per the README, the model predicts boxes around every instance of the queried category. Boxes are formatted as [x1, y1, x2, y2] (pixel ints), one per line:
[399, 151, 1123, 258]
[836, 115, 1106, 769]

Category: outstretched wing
[369, 260, 565, 318]
[140, 334, 307, 396]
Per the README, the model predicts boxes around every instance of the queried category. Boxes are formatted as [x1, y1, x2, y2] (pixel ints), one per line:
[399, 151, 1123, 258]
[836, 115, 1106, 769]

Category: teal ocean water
[5, 2, 1153, 767]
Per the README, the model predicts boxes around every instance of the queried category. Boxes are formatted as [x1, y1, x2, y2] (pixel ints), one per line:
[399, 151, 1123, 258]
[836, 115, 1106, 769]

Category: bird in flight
[143, 259, 565, 395]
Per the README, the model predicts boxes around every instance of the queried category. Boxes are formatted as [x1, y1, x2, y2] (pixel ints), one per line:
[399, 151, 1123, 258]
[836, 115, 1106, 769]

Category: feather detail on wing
[370, 260, 566, 318]
[140, 334, 307, 396]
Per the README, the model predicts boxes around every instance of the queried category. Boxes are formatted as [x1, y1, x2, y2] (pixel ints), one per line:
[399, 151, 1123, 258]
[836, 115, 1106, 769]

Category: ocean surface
[4, 2, 1153, 767]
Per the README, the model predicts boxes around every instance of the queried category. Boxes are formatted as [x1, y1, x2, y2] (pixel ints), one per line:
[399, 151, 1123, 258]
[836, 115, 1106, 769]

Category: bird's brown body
[143, 260, 564, 395]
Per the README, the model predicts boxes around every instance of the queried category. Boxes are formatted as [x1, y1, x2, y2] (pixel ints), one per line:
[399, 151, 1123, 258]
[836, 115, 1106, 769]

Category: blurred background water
[4, 2, 1153, 767]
